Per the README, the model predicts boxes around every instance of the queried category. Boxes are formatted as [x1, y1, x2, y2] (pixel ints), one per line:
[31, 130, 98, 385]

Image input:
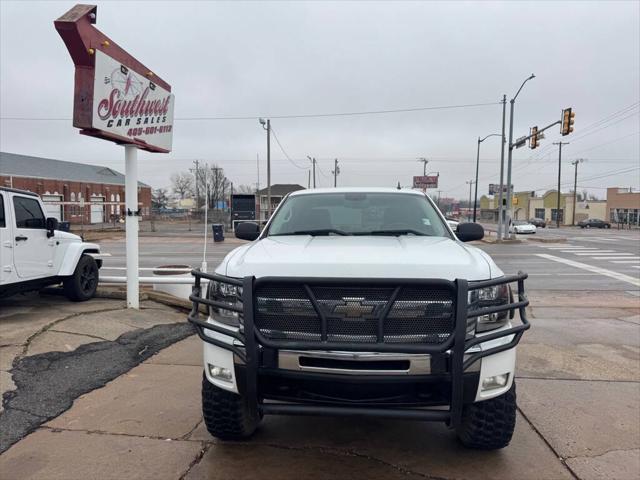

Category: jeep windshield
[267, 192, 451, 237]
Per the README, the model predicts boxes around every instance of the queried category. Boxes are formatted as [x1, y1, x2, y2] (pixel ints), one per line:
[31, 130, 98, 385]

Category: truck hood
[219, 235, 501, 281]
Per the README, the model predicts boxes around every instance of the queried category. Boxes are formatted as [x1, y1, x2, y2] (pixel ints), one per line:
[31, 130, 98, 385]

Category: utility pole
[437, 190, 442, 208]
[190, 160, 200, 211]
[466, 180, 474, 222]
[553, 142, 570, 229]
[332, 158, 340, 187]
[570, 158, 584, 226]
[256, 153, 260, 194]
[308, 170, 311, 189]
[497, 95, 507, 239]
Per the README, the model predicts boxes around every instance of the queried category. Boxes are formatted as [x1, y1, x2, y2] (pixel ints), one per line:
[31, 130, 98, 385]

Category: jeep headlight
[207, 280, 243, 327]
[468, 283, 510, 334]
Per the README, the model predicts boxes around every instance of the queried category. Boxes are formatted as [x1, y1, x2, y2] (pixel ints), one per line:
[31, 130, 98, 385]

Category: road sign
[514, 136, 527, 149]
[413, 175, 438, 189]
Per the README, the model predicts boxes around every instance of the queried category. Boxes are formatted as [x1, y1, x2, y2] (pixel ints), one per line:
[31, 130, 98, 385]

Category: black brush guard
[188, 272, 530, 428]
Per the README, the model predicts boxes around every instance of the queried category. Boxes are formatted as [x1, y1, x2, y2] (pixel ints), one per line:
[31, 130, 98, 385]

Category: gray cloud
[1, 0, 638, 198]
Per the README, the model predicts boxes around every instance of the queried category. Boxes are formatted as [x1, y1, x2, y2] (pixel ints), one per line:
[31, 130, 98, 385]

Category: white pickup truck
[0, 187, 102, 301]
[189, 188, 530, 449]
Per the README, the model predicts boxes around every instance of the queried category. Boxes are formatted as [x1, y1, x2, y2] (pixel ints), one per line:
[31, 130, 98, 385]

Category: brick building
[0, 151, 152, 224]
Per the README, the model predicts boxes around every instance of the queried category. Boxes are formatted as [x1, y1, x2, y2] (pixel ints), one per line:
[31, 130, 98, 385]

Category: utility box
[212, 224, 224, 242]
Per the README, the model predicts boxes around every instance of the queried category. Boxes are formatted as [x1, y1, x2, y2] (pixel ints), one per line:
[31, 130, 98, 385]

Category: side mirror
[235, 222, 260, 241]
[46, 217, 59, 238]
[456, 222, 484, 242]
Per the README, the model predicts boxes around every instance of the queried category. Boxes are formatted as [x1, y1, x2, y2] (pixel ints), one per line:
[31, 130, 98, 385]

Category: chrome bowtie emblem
[333, 297, 376, 318]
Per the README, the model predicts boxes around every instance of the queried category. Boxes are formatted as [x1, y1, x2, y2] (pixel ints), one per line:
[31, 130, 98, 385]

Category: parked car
[189, 187, 530, 450]
[528, 218, 546, 228]
[0, 187, 103, 301]
[509, 220, 537, 234]
[578, 218, 611, 229]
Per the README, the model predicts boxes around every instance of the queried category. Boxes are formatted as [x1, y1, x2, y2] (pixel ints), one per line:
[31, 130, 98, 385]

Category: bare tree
[151, 188, 170, 210]
[170, 172, 194, 199]
[234, 184, 255, 194]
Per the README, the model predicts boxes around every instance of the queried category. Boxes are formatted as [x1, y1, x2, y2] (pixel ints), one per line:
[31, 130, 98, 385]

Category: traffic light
[561, 108, 575, 136]
[529, 126, 539, 149]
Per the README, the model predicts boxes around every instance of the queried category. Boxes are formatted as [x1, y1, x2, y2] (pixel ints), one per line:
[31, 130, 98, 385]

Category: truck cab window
[13, 196, 45, 229]
[0, 195, 5, 228]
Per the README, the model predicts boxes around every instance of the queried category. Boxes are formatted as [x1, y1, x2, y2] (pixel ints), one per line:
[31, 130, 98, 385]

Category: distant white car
[446, 217, 460, 230]
[510, 221, 537, 234]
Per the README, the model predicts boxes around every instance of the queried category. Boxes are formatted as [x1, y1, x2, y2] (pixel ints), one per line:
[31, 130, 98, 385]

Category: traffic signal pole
[497, 95, 507, 239]
[553, 141, 570, 228]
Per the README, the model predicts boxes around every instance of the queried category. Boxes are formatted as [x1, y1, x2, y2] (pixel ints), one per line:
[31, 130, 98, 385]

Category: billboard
[413, 175, 438, 189]
[55, 4, 174, 153]
[488, 184, 513, 195]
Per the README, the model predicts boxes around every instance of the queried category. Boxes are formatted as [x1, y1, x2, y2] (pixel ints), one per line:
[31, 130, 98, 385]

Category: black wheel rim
[80, 263, 97, 293]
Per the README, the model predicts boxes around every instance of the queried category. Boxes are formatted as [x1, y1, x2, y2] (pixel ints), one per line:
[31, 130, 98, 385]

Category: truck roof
[0, 186, 39, 197]
[289, 187, 426, 197]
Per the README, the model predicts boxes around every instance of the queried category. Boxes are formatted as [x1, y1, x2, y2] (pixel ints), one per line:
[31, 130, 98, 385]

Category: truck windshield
[268, 192, 450, 237]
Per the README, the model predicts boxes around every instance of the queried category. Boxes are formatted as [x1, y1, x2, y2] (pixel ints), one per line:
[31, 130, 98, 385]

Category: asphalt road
[97, 226, 640, 292]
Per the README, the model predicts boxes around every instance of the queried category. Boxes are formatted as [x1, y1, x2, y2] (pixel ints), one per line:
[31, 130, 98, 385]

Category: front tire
[456, 383, 517, 450]
[63, 254, 98, 302]
[202, 373, 260, 440]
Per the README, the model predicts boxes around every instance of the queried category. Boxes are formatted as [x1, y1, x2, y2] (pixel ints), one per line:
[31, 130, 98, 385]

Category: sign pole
[125, 144, 139, 309]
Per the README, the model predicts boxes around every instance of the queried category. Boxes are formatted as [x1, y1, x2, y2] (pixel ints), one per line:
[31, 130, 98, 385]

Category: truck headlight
[207, 280, 243, 327]
[468, 283, 510, 333]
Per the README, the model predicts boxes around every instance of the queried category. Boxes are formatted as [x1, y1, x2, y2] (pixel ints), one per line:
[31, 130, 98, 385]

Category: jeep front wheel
[456, 383, 517, 450]
[202, 373, 260, 440]
[63, 254, 99, 302]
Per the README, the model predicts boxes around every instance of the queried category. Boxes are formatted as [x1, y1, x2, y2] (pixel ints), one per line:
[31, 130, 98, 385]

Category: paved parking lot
[1, 228, 638, 479]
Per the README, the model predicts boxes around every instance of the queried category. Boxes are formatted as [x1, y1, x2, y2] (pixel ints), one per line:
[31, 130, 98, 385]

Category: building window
[551, 209, 564, 222]
[534, 208, 545, 219]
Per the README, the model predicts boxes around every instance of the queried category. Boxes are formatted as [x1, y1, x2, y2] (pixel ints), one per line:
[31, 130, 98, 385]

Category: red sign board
[54, 5, 174, 153]
[413, 175, 438, 189]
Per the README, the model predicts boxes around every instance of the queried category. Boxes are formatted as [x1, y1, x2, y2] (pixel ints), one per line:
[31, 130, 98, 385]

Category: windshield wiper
[364, 229, 429, 236]
[271, 229, 351, 236]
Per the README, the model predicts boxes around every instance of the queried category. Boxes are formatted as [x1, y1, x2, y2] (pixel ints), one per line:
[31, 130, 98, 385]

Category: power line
[269, 126, 309, 170]
[0, 101, 501, 122]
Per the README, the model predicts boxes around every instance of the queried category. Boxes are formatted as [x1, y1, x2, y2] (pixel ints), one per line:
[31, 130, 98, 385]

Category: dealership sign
[93, 50, 174, 151]
[54, 5, 174, 153]
[413, 175, 438, 189]
[488, 183, 513, 195]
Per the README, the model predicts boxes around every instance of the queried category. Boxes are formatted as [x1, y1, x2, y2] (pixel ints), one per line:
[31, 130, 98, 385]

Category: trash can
[212, 224, 225, 242]
[58, 221, 71, 232]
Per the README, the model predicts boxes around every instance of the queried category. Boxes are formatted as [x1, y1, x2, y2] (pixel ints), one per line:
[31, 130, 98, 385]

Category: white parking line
[572, 251, 618, 255]
[536, 253, 640, 287]
[592, 256, 640, 260]
[611, 260, 640, 264]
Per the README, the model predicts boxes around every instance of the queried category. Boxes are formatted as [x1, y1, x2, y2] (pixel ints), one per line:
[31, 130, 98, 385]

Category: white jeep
[189, 188, 530, 449]
[0, 187, 102, 301]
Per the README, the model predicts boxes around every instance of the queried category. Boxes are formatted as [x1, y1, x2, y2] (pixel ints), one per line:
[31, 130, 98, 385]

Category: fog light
[208, 364, 233, 382]
[482, 373, 509, 391]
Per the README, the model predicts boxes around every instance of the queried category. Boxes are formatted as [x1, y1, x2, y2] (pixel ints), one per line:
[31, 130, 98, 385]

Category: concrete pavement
[1, 227, 639, 479]
[1, 289, 638, 479]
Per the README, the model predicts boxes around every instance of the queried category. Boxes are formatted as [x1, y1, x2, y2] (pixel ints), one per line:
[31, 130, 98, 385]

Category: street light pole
[474, 133, 501, 222]
[504, 74, 535, 239]
[553, 141, 570, 228]
[466, 180, 474, 222]
[259, 118, 271, 220]
[418, 157, 428, 176]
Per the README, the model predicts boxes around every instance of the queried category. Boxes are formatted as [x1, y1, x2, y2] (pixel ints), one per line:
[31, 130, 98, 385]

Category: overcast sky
[1, 0, 638, 199]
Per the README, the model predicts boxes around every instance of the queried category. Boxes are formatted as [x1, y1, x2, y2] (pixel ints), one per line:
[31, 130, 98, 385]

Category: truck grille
[255, 283, 454, 344]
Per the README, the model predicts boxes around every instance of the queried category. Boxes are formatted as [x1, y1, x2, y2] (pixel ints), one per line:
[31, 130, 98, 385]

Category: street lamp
[474, 134, 501, 222]
[259, 118, 270, 221]
[503, 73, 535, 239]
[417, 157, 429, 176]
